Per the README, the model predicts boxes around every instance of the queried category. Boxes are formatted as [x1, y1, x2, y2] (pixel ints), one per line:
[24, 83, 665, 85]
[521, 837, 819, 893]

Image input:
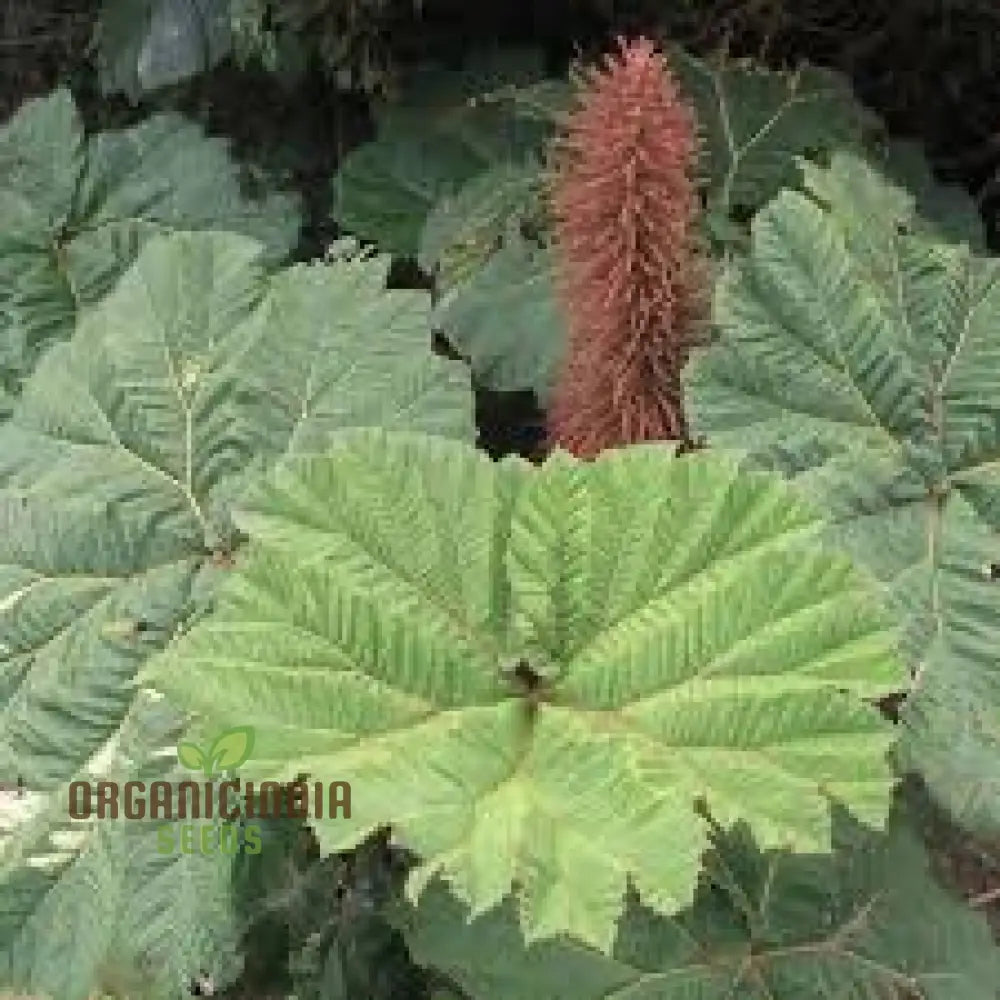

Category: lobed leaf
[667, 48, 876, 218]
[146, 427, 904, 953]
[0, 230, 473, 992]
[685, 150, 1000, 834]
[398, 802, 1000, 999]
[0, 691, 243, 1000]
[0, 88, 300, 412]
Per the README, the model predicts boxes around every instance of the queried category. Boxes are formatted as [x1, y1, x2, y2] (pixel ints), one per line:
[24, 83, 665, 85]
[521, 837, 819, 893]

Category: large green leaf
[0, 88, 300, 411]
[0, 231, 473, 992]
[146, 428, 904, 953]
[332, 49, 551, 256]
[667, 48, 876, 220]
[398, 802, 1000, 999]
[0, 691, 242, 999]
[684, 151, 1000, 835]
[430, 234, 565, 404]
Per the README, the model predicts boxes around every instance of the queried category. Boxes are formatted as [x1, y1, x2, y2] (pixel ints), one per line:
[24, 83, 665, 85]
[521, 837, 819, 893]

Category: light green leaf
[0, 231, 473, 992]
[0, 691, 243, 999]
[176, 741, 207, 770]
[0, 87, 300, 409]
[208, 725, 255, 772]
[685, 150, 1000, 835]
[0, 229, 472, 786]
[146, 427, 903, 953]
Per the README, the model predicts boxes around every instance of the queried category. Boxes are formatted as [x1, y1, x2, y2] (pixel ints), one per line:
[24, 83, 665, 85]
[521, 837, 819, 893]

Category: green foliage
[430, 232, 563, 404]
[361, 49, 880, 405]
[419, 161, 547, 295]
[95, 0, 418, 99]
[685, 151, 1000, 836]
[4, 26, 1000, 995]
[0, 229, 473, 997]
[231, 820, 428, 999]
[1, 692, 244, 999]
[332, 48, 552, 256]
[665, 46, 878, 230]
[400, 801, 1000, 998]
[147, 427, 904, 953]
[875, 138, 986, 250]
[231, 0, 408, 94]
[0, 88, 300, 415]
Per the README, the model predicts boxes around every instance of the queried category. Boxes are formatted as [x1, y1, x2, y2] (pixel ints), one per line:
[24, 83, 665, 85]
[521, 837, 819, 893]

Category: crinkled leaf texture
[398, 801, 1000, 999]
[0, 87, 300, 411]
[0, 691, 242, 999]
[684, 151, 1000, 835]
[0, 231, 473, 994]
[146, 427, 904, 954]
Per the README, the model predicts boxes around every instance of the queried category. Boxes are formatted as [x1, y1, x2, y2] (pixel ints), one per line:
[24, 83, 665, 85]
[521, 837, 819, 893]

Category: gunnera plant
[545, 36, 709, 458]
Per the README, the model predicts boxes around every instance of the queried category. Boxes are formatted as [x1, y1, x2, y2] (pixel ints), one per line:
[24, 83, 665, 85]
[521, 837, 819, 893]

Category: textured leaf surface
[398, 803, 1000, 999]
[431, 234, 564, 403]
[0, 691, 243, 1000]
[0, 232, 473, 990]
[147, 428, 903, 952]
[332, 50, 550, 255]
[667, 48, 875, 218]
[685, 151, 1000, 834]
[0, 88, 300, 409]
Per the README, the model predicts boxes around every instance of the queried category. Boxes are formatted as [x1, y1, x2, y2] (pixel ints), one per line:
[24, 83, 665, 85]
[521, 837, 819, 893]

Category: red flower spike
[546, 36, 709, 459]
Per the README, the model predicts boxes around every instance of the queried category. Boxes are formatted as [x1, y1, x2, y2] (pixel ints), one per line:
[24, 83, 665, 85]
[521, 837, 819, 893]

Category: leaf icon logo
[176, 726, 255, 776]
[208, 726, 255, 773]
[177, 742, 207, 772]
